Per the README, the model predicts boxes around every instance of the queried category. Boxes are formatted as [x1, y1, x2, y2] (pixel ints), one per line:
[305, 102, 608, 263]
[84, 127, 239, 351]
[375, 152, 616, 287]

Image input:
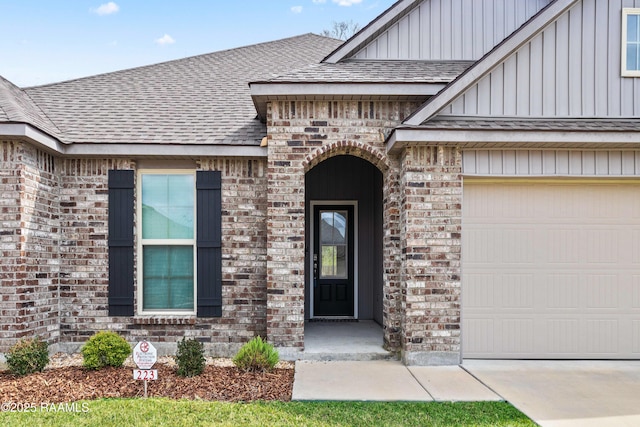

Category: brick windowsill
[132, 317, 197, 325]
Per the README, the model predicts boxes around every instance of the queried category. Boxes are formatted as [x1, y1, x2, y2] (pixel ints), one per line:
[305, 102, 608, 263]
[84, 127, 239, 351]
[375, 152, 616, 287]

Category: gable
[352, 0, 552, 61]
[440, 0, 640, 118]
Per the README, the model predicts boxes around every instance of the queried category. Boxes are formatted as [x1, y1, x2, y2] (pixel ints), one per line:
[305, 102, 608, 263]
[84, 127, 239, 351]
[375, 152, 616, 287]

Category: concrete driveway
[463, 360, 640, 427]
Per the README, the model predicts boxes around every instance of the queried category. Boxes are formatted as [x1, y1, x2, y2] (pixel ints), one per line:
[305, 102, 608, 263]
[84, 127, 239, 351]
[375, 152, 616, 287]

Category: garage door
[462, 181, 640, 359]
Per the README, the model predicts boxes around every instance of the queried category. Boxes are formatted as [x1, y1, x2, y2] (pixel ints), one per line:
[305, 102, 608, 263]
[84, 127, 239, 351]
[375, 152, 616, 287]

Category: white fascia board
[404, 0, 579, 125]
[323, 0, 421, 63]
[0, 123, 66, 153]
[63, 143, 267, 158]
[250, 82, 445, 97]
[387, 128, 640, 153]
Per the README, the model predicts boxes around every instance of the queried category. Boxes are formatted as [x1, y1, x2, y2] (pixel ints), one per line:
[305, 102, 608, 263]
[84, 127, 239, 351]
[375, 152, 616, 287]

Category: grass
[0, 399, 535, 427]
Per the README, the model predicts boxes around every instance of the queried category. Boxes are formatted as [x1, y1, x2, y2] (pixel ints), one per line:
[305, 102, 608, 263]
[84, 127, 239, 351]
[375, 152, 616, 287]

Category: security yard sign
[133, 340, 157, 370]
[133, 341, 158, 397]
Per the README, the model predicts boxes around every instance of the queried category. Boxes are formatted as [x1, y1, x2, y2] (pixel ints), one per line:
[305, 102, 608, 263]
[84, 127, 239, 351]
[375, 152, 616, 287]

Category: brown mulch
[0, 364, 294, 403]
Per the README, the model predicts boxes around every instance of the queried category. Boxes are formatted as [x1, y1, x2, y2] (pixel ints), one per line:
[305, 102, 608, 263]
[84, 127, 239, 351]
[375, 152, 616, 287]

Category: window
[319, 210, 348, 279]
[622, 8, 640, 77]
[138, 172, 196, 313]
[108, 169, 222, 318]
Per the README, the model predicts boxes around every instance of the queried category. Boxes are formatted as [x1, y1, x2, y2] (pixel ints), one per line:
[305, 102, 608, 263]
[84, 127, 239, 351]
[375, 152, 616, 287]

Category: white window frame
[136, 169, 197, 316]
[622, 8, 640, 77]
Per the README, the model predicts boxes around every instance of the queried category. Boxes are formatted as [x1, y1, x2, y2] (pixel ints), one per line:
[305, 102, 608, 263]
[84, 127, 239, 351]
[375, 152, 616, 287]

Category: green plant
[233, 336, 279, 372]
[175, 337, 205, 377]
[81, 331, 131, 370]
[5, 336, 49, 376]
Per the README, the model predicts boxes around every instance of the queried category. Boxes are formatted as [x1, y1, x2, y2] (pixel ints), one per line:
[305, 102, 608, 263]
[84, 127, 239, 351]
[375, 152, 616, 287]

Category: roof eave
[0, 122, 66, 154]
[387, 126, 640, 154]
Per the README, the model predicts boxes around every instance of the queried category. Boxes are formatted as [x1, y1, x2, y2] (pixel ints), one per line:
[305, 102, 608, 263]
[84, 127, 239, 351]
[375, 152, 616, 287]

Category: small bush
[233, 336, 279, 372]
[81, 331, 131, 370]
[175, 337, 205, 377]
[5, 336, 49, 376]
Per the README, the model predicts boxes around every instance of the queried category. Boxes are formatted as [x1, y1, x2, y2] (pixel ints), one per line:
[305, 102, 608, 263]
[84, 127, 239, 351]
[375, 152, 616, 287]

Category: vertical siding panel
[477, 150, 490, 174]
[485, 0, 495, 55]
[490, 151, 503, 174]
[463, 150, 477, 174]
[581, 0, 596, 116]
[555, 13, 570, 116]
[557, 150, 570, 174]
[477, 73, 492, 115]
[569, 151, 583, 174]
[504, 150, 517, 174]
[388, 24, 400, 59]
[594, 0, 609, 116]
[568, 3, 583, 116]
[431, 0, 441, 59]
[464, 85, 479, 114]
[530, 151, 543, 174]
[608, 0, 621, 116]
[530, 36, 544, 116]
[451, 0, 462, 58]
[409, 6, 421, 58]
[494, 0, 506, 47]
[609, 151, 623, 175]
[516, 45, 530, 115]
[542, 27, 557, 116]
[491, 65, 505, 115]
[420, 3, 431, 59]
[504, 55, 518, 115]
[398, 16, 410, 59]
[582, 151, 596, 175]
[622, 151, 636, 175]
[440, 0, 452, 59]
[516, 151, 530, 174]
[595, 152, 610, 175]
[451, 95, 466, 115]
[462, 0, 474, 59]
[378, 34, 389, 59]
[543, 151, 557, 174]
[473, 0, 484, 58]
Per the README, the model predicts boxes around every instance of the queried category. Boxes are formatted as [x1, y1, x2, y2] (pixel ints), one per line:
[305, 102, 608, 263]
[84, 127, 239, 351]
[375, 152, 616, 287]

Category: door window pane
[142, 174, 194, 239]
[143, 246, 194, 310]
[319, 210, 348, 278]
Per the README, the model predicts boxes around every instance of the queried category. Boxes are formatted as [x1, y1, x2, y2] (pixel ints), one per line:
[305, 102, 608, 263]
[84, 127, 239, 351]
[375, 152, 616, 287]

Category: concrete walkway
[292, 360, 501, 402]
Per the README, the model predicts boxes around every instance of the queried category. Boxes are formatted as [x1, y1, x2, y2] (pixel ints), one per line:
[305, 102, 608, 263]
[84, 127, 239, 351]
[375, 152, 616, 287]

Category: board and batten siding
[353, 0, 551, 60]
[463, 150, 640, 176]
[443, 0, 640, 118]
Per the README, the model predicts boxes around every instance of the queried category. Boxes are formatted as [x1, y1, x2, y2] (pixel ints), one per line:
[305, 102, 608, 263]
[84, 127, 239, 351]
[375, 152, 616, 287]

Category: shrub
[5, 336, 49, 376]
[81, 331, 131, 370]
[175, 337, 205, 377]
[233, 336, 279, 372]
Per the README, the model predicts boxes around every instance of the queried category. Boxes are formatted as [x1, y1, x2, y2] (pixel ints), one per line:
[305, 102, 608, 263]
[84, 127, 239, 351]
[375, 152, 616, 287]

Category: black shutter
[196, 171, 222, 317]
[108, 170, 135, 316]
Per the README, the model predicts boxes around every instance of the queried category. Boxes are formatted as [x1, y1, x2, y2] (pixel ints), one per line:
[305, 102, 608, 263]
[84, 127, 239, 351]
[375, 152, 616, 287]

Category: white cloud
[155, 34, 175, 45]
[291, 6, 303, 13]
[92, 2, 119, 15]
[312, 0, 326, 3]
[332, 0, 362, 5]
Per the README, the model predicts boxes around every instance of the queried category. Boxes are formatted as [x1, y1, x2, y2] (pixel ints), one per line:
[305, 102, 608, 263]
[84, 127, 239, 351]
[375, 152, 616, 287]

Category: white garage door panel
[463, 182, 640, 359]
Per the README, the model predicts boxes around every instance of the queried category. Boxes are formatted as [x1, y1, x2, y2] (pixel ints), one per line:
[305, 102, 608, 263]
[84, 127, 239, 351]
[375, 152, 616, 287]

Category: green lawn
[0, 399, 535, 427]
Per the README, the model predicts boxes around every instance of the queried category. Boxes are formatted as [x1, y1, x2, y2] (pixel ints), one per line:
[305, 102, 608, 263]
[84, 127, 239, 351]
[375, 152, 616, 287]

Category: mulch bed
[0, 364, 294, 403]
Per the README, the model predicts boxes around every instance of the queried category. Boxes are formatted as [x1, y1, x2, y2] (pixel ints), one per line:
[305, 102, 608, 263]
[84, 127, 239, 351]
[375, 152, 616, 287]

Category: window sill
[132, 316, 197, 325]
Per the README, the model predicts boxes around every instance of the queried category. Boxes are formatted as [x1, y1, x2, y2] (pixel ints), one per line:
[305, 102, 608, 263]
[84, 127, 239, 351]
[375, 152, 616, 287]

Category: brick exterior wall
[1, 146, 269, 356]
[1, 141, 60, 351]
[399, 146, 462, 365]
[265, 100, 418, 355]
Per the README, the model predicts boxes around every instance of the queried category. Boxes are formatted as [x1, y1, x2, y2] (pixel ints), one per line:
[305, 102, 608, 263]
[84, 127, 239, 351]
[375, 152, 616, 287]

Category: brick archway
[302, 140, 391, 174]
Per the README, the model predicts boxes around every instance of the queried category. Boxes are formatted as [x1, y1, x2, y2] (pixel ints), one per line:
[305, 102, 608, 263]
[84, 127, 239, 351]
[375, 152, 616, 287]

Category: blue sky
[0, 0, 396, 87]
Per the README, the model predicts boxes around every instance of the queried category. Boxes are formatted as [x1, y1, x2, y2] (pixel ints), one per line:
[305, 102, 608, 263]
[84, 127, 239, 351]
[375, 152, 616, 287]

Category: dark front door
[313, 205, 354, 317]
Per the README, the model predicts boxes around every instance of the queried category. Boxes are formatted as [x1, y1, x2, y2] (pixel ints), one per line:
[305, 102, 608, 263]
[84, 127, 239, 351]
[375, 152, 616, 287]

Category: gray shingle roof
[262, 59, 473, 83]
[419, 117, 640, 131]
[0, 76, 61, 138]
[24, 34, 342, 146]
